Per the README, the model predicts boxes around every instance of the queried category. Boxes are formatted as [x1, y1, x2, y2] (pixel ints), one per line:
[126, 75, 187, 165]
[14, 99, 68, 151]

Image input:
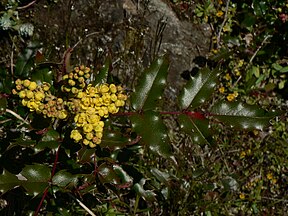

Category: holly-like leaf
[77, 146, 95, 164]
[100, 131, 130, 149]
[130, 55, 169, 111]
[98, 163, 121, 185]
[130, 111, 172, 158]
[178, 67, 220, 110]
[31, 67, 53, 85]
[15, 42, 41, 78]
[20, 164, 51, 195]
[36, 129, 60, 151]
[52, 170, 78, 188]
[178, 114, 213, 145]
[93, 58, 111, 85]
[0, 169, 21, 194]
[210, 101, 277, 130]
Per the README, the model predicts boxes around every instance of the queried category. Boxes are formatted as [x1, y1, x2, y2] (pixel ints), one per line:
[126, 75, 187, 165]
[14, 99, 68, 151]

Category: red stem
[34, 145, 61, 216]
[115, 111, 206, 119]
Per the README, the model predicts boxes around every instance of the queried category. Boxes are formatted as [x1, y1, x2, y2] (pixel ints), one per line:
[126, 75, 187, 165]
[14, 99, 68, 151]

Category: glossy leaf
[130, 111, 172, 158]
[134, 178, 156, 201]
[210, 101, 277, 130]
[52, 170, 78, 188]
[20, 164, 51, 195]
[113, 165, 133, 185]
[100, 131, 130, 149]
[93, 58, 111, 85]
[36, 130, 60, 151]
[15, 42, 40, 77]
[130, 55, 169, 111]
[178, 67, 220, 110]
[77, 146, 95, 163]
[31, 67, 53, 85]
[98, 164, 120, 185]
[0, 169, 21, 194]
[178, 114, 213, 145]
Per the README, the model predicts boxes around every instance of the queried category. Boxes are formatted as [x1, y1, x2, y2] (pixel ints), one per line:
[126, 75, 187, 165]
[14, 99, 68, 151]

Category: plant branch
[34, 145, 61, 216]
[233, 35, 272, 88]
[5, 109, 30, 125]
[17, 0, 37, 10]
[216, 0, 230, 49]
[68, 193, 97, 216]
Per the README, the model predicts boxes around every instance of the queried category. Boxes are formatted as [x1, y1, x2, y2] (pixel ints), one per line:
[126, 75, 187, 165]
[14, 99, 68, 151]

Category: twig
[71, 32, 102, 50]
[5, 109, 29, 125]
[34, 145, 61, 216]
[68, 193, 97, 216]
[17, 0, 37, 10]
[232, 35, 272, 88]
[216, 0, 230, 49]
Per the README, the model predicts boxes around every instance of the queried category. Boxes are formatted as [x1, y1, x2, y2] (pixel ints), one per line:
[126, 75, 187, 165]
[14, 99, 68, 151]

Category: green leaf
[252, 0, 267, 16]
[36, 130, 60, 151]
[0, 97, 7, 114]
[272, 63, 283, 71]
[31, 67, 53, 85]
[100, 131, 130, 149]
[93, 58, 111, 85]
[280, 66, 288, 73]
[0, 169, 21, 194]
[210, 101, 277, 130]
[15, 42, 40, 77]
[20, 164, 51, 195]
[130, 55, 169, 111]
[130, 111, 172, 158]
[52, 170, 78, 188]
[178, 67, 220, 110]
[178, 114, 213, 145]
[113, 165, 133, 184]
[77, 146, 95, 163]
[134, 179, 156, 201]
[98, 164, 120, 184]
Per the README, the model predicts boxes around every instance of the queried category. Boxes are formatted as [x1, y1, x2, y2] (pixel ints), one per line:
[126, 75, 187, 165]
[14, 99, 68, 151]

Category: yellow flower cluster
[226, 91, 238, 101]
[61, 65, 91, 94]
[69, 83, 127, 148]
[13, 66, 127, 148]
[12, 79, 68, 120]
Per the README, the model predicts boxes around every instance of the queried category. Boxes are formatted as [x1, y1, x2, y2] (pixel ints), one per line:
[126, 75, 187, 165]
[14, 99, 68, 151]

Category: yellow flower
[240, 151, 246, 159]
[233, 91, 239, 98]
[219, 86, 225, 93]
[58, 110, 68, 119]
[23, 79, 31, 87]
[218, 0, 223, 5]
[71, 129, 82, 142]
[267, 173, 273, 180]
[28, 82, 37, 91]
[223, 24, 231, 32]
[26, 90, 34, 99]
[239, 193, 245, 200]
[224, 73, 231, 81]
[99, 84, 109, 93]
[83, 124, 93, 133]
[34, 91, 45, 101]
[109, 84, 117, 93]
[234, 68, 241, 76]
[216, 11, 224, 17]
[227, 93, 235, 101]
[19, 90, 26, 98]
